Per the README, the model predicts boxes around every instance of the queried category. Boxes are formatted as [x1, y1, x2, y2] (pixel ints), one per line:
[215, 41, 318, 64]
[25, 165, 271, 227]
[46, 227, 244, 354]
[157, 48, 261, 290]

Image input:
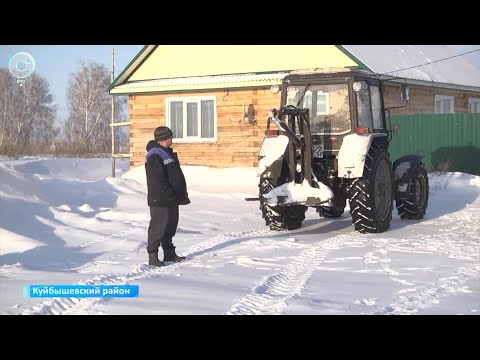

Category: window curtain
[201, 100, 214, 138]
[187, 102, 198, 137]
[170, 101, 183, 138]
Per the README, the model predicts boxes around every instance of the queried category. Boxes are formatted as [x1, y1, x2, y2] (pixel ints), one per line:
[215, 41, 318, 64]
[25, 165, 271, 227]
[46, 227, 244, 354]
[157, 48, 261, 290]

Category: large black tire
[259, 178, 307, 231]
[397, 164, 429, 219]
[317, 186, 346, 218]
[349, 146, 393, 233]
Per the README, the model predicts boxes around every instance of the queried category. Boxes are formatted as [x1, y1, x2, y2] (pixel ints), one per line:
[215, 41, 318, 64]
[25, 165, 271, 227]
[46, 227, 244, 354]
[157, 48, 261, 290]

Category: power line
[382, 47, 480, 75]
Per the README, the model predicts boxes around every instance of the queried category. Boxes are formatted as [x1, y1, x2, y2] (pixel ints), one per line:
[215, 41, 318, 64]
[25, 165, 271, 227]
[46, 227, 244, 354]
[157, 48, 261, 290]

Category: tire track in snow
[373, 265, 480, 315]
[78, 221, 145, 249]
[20, 227, 274, 315]
[371, 209, 480, 315]
[225, 231, 365, 315]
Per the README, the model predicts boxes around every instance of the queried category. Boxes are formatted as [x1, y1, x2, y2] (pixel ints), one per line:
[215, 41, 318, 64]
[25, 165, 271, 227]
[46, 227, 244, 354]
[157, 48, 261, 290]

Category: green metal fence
[388, 113, 480, 175]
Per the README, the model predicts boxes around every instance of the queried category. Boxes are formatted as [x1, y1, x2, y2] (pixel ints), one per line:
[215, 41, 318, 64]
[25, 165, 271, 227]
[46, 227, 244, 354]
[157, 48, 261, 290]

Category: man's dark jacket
[145, 140, 190, 207]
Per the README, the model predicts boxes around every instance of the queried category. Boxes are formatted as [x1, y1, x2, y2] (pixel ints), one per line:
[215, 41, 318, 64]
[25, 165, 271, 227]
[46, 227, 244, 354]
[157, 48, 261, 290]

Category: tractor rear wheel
[397, 164, 429, 219]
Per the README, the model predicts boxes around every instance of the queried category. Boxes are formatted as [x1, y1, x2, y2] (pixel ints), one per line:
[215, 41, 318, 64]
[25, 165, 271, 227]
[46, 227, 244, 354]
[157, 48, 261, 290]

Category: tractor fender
[392, 154, 425, 200]
[257, 135, 289, 178]
[338, 133, 387, 178]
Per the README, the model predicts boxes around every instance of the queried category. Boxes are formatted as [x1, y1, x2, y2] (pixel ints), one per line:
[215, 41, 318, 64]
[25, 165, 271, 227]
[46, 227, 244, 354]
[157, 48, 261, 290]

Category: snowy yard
[0, 157, 479, 315]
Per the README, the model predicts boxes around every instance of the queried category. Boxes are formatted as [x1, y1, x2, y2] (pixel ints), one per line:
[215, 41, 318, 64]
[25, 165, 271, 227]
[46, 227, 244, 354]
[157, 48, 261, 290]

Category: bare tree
[65, 61, 125, 153]
[0, 68, 57, 154]
[18, 74, 56, 150]
[0, 69, 14, 150]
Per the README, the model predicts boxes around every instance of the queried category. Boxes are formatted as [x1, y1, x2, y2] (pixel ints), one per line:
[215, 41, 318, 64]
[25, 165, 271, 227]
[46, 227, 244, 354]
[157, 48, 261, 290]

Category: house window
[166, 96, 216, 142]
[434, 95, 454, 114]
[286, 89, 329, 116]
[468, 98, 480, 113]
[316, 91, 329, 116]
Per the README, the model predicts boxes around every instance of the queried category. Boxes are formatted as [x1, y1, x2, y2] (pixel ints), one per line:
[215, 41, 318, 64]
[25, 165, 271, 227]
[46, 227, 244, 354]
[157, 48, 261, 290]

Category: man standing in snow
[145, 126, 190, 267]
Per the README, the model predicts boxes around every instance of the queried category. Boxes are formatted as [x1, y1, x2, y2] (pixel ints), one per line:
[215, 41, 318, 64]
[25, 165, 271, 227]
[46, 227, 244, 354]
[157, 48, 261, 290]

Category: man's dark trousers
[147, 205, 179, 253]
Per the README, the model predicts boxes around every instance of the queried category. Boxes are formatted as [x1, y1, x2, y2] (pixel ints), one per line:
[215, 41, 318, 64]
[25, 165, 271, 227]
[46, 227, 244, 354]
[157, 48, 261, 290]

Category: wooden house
[109, 45, 480, 168]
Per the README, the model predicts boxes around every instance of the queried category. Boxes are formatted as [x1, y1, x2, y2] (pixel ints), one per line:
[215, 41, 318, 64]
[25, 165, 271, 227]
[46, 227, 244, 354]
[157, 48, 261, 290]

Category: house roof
[109, 45, 361, 93]
[109, 45, 156, 92]
[343, 45, 480, 91]
[110, 45, 480, 94]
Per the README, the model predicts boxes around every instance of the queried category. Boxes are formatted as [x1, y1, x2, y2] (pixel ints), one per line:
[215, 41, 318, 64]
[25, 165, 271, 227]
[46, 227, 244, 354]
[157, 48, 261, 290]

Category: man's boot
[148, 251, 165, 267]
[163, 247, 186, 263]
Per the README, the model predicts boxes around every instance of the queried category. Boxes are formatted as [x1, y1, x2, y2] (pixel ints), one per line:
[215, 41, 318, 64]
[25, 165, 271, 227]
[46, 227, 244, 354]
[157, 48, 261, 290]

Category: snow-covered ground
[0, 157, 479, 315]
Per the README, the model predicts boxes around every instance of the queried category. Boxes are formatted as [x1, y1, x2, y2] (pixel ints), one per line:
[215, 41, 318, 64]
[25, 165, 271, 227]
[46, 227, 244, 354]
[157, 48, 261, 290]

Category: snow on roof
[343, 45, 480, 88]
[112, 72, 289, 93]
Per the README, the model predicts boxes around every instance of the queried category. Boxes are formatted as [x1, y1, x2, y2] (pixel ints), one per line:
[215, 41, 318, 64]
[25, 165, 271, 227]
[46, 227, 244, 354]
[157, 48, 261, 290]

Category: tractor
[247, 69, 429, 233]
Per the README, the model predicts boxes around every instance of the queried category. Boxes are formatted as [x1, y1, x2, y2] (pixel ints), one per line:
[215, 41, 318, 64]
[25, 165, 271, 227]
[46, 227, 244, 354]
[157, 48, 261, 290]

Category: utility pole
[111, 45, 115, 177]
[109, 46, 133, 172]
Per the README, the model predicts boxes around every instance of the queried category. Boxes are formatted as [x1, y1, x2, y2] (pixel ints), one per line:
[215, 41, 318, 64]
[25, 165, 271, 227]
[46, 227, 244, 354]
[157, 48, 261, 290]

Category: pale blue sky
[1, 45, 478, 126]
[0, 45, 144, 123]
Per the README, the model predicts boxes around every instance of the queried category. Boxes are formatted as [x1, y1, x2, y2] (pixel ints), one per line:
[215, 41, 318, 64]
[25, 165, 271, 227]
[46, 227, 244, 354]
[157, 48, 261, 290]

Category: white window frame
[434, 95, 454, 114]
[165, 96, 217, 143]
[468, 98, 480, 113]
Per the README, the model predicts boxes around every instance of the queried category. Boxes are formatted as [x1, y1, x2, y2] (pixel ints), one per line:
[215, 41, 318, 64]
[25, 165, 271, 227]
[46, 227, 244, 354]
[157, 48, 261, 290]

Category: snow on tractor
[246, 69, 429, 233]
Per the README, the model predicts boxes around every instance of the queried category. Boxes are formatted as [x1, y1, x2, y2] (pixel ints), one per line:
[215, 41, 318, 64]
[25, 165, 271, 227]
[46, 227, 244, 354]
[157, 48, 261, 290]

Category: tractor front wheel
[317, 187, 346, 218]
[259, 178, 307, 231]
[349, 147, 393, 233]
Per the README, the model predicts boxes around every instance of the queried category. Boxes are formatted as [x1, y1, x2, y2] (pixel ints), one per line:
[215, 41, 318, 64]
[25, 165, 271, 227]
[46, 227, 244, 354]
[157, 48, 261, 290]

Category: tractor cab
[280, 70, 387, 157]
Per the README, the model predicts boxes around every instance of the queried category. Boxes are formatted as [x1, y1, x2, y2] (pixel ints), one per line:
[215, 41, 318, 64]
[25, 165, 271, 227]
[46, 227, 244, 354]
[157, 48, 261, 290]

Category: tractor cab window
[286, 83, 351, 135]
[355, 81, 373, 131]
[370, 86, 384, 131]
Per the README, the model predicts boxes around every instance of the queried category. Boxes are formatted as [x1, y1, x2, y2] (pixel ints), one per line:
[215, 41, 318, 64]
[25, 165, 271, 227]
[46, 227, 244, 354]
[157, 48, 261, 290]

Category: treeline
[0, 61, 128, 156]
